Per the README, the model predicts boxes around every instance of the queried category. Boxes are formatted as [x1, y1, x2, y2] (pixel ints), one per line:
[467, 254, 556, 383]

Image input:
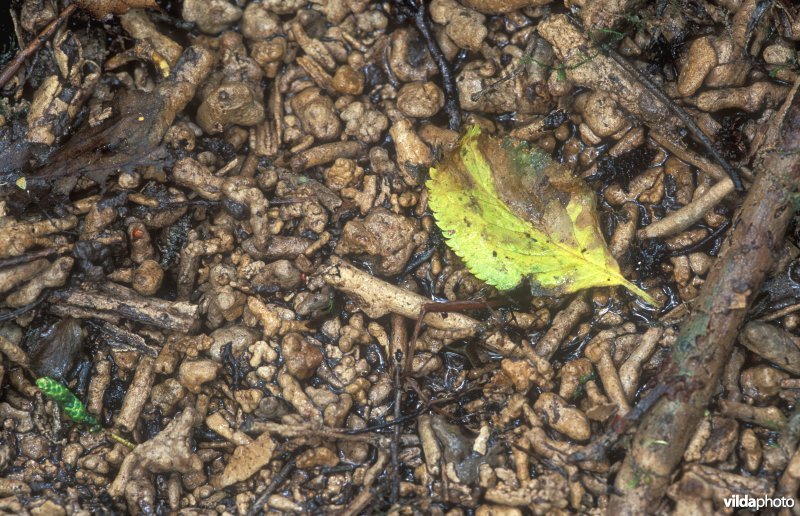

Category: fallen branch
[50, 282, 199, 333]
[609, 90, 800, 514]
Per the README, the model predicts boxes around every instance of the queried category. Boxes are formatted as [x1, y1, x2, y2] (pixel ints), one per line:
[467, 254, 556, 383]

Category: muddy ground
[1, 0, 800, 514]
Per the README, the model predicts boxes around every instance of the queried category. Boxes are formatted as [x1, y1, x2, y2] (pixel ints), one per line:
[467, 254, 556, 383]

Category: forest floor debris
[1, 0, 800, 514]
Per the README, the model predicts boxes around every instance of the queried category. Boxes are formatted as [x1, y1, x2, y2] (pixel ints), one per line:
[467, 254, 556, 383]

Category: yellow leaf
[427, 125, 655, 305]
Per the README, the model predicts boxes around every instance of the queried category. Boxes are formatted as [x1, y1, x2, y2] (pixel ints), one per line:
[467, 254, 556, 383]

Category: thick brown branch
[609, 94, 800, 513]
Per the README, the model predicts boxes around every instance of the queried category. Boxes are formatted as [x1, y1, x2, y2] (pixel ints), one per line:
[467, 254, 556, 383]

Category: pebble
[740, 365, 788, 403]
[132, 260, 163, 296]
[677, 36, 716, 97]
[389, 119, 432, 185]
[397, 82, 445, 118]
[150, 379, 186, 414]
[332, 65, 365, 96]
[241, 2, 281, 40]
[30, 500, 66, 516]
[177, 359, 221, 393]
[533, 392, 591, 441]
[217, 432, 276, 488]
[282, 332, 323, 380]
[762, 45, 795, 65]
[291, 89, 341, 141]
[296, 447, 340, 468]
[582, 91, 627, 138]
[210, 325, 259, 361]
[740, 322, 800, 375]
[182, 0, 242, 35]
[19, 434, 49, 461]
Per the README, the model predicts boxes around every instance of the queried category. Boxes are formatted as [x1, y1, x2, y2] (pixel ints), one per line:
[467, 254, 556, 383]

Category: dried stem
[246, 454, 300, 516]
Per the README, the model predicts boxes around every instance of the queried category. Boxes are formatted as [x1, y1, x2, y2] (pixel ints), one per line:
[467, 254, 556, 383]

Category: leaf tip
[622, 282, 659, 307]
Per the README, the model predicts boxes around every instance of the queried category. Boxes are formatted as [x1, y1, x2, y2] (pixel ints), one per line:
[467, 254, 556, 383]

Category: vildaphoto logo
[723, 494, 795, 509]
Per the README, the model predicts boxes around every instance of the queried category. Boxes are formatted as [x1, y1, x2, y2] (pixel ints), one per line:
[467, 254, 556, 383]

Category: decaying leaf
[427, 125, 655, 305]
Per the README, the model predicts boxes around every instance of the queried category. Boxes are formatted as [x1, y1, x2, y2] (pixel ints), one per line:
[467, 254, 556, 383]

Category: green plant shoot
[36, 377, 101, 432]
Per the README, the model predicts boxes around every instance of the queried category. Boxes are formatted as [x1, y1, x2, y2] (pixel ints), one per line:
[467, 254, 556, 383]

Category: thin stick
[407, 299, 501, 373]
[391, 360, 402, 505]
[649, 130, 728, 182]
[568, 378, 694, 464]
[403, 0, 461, 130]
[0, 293, 48, 322]
[107, 431, 136, 449]
[246, 454, 300, 516]
[604, 47, 744, 192]
[638, 177, 734, 240]
[0, 245, 72, 270]
[390, 314, 405, 506]
[758, 302, 800, 322]
[0, 4, 78, 90]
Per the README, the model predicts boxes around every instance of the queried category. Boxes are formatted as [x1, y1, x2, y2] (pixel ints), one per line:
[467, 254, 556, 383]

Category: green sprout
[625, 471, 642, 489]
[769, 59, 798, 79]
[36, 378, 136, 448]
[571, 371, 598, 400]
[36, 377, 101, 433]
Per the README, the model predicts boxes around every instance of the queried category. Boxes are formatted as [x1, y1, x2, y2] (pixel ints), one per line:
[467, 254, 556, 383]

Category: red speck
[132, 228, 144, 239]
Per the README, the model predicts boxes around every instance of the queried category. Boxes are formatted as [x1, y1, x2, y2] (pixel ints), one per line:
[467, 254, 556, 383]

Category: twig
[610, 89, 800, 514]
[396, 0, 461, 130]
[340, 451, 389, 516]
[758, 302, 800, 322]
[604, 47, 744, 191]
[0, 245, 72, 270]
[0, 3, 78, 91]
[240, 421, 379, 442]
[246, 454, 299, 516]
[390, 314, 405, 506]
[648, 130, 730, 182]
[88, 320, 159, 357]
[638, 178, 734, 240]
[49, 282, 199, 332]
[340, 488, 376, 516]
[0, 293, 47, 322]
[569, 380, 675, 464]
